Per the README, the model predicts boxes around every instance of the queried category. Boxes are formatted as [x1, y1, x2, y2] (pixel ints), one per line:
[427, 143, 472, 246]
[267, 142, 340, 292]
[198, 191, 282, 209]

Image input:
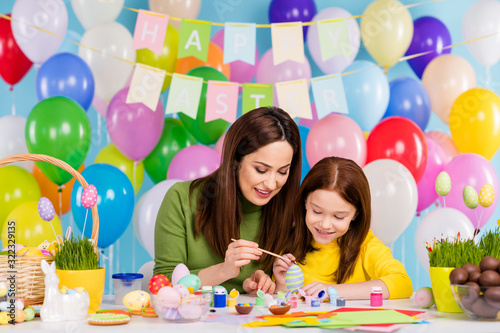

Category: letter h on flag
[132, 10, 169, 55]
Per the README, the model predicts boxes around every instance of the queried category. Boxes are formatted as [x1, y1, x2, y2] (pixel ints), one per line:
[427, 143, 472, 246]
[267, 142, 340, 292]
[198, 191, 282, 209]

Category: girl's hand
[243, 270, 276, 294]
[302, 281, 330, 297]
[272, 253, 295, 291]
[223, 239, 262, 279]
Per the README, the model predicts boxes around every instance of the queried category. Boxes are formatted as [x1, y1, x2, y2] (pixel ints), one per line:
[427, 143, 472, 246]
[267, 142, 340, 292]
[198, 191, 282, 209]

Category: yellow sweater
[298, 230, 413, 299]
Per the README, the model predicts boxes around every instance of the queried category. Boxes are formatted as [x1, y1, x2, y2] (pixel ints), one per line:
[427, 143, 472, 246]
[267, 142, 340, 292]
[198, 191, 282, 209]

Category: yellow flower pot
[56, 268, 105, 313]
[429, 267, 463, 313]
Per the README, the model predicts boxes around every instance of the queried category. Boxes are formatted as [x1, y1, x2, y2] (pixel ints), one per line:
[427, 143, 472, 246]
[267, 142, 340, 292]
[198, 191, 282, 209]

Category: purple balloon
[269, 0, 317, 39]
[106, 87, 164, 161]
[405, 16, 451, 78]
[167, 145, 221, 181]
[38, 197, 55, 222]
[416, 139, 446, 212]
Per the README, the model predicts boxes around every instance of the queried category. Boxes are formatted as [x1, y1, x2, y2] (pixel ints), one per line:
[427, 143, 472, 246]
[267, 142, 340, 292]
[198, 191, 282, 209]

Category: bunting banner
[178, 19, 212, 61]
[223, 23, 256, 65]
[126, 63, 166, 110]
[165, 73, 203, 119]
[205, 81, 239, 123]
[275, 79, 312, 119]
[242, 83, 273, 114]
[318, 18, 351, 61]
[271, 22, 305, 65]
[311, 74, 349, 119]
[132, 10, 169, 55]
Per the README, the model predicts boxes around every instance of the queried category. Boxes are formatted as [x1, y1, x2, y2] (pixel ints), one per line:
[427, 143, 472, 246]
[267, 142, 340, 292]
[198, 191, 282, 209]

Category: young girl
[273, 156, 412, 299]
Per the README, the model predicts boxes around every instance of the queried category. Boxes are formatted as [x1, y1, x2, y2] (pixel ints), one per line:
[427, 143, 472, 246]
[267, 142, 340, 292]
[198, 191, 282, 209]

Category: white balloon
[79, 22, 135, 101]
[71, 0, 125, 30]
[138, 260, 155, 292]
[0, 115, 33, 172]
[132, 195, 146, 247]
[414, 208, 475, 272]
[363, 159, 418, 245]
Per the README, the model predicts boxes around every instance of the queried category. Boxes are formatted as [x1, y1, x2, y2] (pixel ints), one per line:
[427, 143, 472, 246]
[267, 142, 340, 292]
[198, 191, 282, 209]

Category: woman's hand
[222, 239, 262, 279]
[272, 253, 295, 291]
[302, 281, 330, 297]
[243, 270, 276, 294]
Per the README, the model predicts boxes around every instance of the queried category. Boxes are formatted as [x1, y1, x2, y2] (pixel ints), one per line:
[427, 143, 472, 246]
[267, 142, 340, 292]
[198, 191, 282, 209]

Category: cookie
[129, 309, 143, 316]
[88, 313, 131, 325]
[97, 309, 131, 316]
[142, 307, 158, 318]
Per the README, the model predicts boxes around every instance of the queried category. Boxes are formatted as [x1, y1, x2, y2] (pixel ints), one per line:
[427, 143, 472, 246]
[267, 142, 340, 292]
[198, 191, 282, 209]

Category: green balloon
[25, 96, 91, 185]
[144, 119, 196, 183]
[179, 67, 229, 145]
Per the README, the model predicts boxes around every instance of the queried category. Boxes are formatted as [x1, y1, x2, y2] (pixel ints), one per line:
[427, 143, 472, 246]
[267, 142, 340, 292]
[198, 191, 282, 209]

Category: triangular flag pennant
[311, 74, 349, 119]
[318, 18, 351, 61]
[178, 19, 212, 61]
[126, 63, 166, 111]
[132, 10, 169, 55]
[165, 73, 203, 119]
[271, 22, 305, 65]
[205, 81, 239, 123]
[275, 79, 312, 119]
[242, 84, 273, 114]
[224, 23, 256, 65]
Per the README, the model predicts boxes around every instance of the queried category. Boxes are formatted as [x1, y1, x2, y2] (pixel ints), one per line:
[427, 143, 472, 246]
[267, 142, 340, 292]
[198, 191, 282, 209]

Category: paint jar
[370, 286, 383, 307]
[336, 297, 346, 307]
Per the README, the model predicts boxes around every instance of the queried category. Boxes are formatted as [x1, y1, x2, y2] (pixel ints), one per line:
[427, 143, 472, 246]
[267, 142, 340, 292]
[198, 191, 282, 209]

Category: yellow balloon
[360, 0, 413, 70]
[1, 201, 62, 248]
[450, 88, 500, 160]
[95, 143, 144, 194]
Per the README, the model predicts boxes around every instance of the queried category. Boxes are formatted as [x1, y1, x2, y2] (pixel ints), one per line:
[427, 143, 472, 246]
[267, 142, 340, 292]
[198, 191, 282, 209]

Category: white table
[5, 295, 500, 332]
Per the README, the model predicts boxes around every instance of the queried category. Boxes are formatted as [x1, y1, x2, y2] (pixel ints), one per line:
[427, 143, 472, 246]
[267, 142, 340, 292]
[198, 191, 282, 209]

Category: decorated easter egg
[149, 274, 170, 295]
[15, 309, 26, 323]
[415, 287, 435, 309]
[177, 274, 201, 293]
[463, 186, 479, 209]
[479, 183, 495, 207]
[16, 247, 43, 256]
[23, 307, 35, 321]
[435, 171, 451, 196]
[2, 243, 24, 253]
[173, 284, 190, 302]
[285, 264, 304, 292]
[14, 298, 24, 310]
[162, 307, 181, 320]
[122, 290, 151, 311]
[0, 302, 8, 312]
[156, 286, 181, 308]
[172, 263, 190, 286]
[38, 197, 55, 221]
[82, 184, 98, 209]
[0, 312, 9, 325]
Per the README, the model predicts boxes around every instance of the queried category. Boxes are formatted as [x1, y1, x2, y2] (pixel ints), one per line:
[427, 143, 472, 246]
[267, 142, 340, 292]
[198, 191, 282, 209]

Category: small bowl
[235, 304, 253, 314]
[269, 303, 291, 315]
[151, 294, 211, 323]
[451, 284, 500, 320]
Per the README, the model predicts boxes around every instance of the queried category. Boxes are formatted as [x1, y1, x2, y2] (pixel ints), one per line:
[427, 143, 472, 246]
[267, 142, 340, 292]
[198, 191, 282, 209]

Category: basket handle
[0, 153, 99, 253]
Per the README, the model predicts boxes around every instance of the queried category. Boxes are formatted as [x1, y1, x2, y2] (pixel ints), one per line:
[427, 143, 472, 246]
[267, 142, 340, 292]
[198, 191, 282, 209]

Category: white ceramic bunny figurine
[40, 260, 64, 322]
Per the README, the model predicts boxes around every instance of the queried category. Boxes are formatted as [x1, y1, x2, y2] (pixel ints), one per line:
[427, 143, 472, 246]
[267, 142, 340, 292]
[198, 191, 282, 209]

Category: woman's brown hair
[285, 156, 371, 284]
[190, 106, 302, 272]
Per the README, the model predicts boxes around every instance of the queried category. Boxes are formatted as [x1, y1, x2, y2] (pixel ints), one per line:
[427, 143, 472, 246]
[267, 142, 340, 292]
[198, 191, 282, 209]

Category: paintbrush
[230, 238, 293, 262]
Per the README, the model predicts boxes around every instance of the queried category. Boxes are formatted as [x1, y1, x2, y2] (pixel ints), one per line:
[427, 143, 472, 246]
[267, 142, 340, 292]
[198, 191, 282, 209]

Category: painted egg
[2, 243, 24, 253]
[38, 197, 55, 221]
[177, 274, 201, 293]
[172, 263, 190, 286]
[435, 171, 451, 196]
[162, 307, 181, 320]
[14, 298, 24, 310]
[479, 183, 495, 207]
[415, 287, 435, 309]
[285, 264, 304, 292]
[463, 186, 479, 209]
[15, 309, 26, 323]
[156, 286, 181, 308]
[173, 285, 190, 301]
[81, 184, 98, 209]
[24, 307, 35, 321]
[0, 301, 9, 311]
[0, 312, 9, 325]
[149, 274, 170, 295]
[122, 290, 150, 311]
[16, 247, 43, 256]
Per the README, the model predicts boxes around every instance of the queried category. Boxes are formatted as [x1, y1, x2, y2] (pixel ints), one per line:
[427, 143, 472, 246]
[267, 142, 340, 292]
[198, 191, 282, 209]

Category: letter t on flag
[165, 73, 203, 119]
[132, 10, 169, 55]
[206, 81, 239, 123]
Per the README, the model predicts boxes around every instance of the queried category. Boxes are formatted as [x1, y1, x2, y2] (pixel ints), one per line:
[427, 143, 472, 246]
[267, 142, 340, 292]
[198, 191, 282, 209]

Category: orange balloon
[32, 164, 85, 216]
[175, 42, 230, 79]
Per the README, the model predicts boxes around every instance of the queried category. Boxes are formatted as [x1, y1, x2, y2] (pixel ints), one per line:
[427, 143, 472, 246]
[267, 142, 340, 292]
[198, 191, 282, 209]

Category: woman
[154, 106, 302, 293]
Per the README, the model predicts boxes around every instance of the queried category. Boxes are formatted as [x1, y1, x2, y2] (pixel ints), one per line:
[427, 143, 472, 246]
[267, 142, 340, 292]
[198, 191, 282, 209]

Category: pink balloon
[298, 102, 318, 128]
[416, 138, 446, 212]
[81, 184, 98, 209]
[167, 145, 221, 181]
[425, 130, 459, 164]
[256, 49, 312, 84]
[106, 87, 164, 161]
[92, 94, 108, 117]
[214, 132, 226, 155]
[440, 153, 499, 229]
[306, 113, 366, 167]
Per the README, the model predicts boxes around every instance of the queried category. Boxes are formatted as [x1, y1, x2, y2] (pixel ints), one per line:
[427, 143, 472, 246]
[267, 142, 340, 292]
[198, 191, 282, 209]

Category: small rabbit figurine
[40, 260, 64, 322]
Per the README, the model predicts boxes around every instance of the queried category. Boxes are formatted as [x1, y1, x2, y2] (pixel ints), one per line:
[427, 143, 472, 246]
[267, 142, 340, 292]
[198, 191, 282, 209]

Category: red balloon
[366, 116, 428, 184]
[0, 14, 32, 87]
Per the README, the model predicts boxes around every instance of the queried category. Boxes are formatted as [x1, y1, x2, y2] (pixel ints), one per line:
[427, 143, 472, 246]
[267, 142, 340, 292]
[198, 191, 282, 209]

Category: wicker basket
[0, 153, 99, 305]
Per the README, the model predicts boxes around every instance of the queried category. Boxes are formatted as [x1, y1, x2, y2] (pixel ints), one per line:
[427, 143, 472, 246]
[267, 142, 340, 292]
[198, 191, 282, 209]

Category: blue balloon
[342, 60, 389, 132]
[71, 164, 134, 248]
[36, 52, 95, 110]
[382, 78, 431, 131]
[298, 125, 310, 183]
[268, 0, 317, 40]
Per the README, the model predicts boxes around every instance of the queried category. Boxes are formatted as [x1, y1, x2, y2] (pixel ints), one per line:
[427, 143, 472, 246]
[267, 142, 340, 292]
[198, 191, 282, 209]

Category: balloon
[25, 96, 91, 185]
[107, 86, 164, 161]
[363, 159, 418, 245]
[81, 184, 98, 209]
[298, 125, 310, 183]
[38, 197, 55, 221]
[143, 119, 196, 184]
[136, 24, 179, 92]
[306, 7, 360, 74]
[79, 22, 135, 101]
[306, 113, 366, 168]
[148, 0, 201, 30]
[366, 117, 428, 184]
[462, 0, 500, 68]
[175, 42, 230, 80]
[11, 0, 68, 64]
[36, 52, 95, 110]
[256, 48, 312, 84]
[95, 143, 145, 194]
[138, 179, 181, 258]
[342, 60, 390, 132]
[178, 67, 229, 145]
[71, 0, 125, 30]
[214, 132, 226, 155]
[450, 88, 500, 160]
[138, 261, 155, 291]
[0, 14, 32, 86]
[0, 166, 41, 232]
[425, 131, 459, 164]
[71, 164, 134, 248]
[91, 94, 108, 118]
[416, 139, 446, 212]
[382, 77, 431, 131]
[360, 0, 413, 70]
[440, 153, 499, 230]
[298, 102, 318, 128]
[167, 145, 221, 181]
[0, 115, 33, 172]
[132, 194, 146, 247]
[422, 54, 476, 125]
[405, 16, 451, 78]
[268, 0, 317, 39]
[57, 30, 81, 54]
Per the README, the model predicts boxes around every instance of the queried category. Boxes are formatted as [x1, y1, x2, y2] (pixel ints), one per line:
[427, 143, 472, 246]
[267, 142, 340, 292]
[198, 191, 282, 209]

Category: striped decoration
[285, 264, 304, 291]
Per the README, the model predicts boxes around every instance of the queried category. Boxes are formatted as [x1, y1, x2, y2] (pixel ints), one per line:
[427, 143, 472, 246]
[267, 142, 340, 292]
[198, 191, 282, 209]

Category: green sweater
[154, 180, 264, 293]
